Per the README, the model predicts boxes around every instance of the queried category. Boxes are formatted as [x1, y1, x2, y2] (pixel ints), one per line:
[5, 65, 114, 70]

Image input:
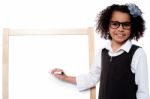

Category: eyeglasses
[109, 21, 131, 30]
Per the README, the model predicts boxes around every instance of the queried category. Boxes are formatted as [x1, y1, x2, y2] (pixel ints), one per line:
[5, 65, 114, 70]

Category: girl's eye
[123, 23, 131, 27]
[110, 22, 119, 28]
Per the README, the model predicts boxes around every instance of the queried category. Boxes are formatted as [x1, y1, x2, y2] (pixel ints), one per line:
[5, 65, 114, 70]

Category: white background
[0, 0, 150, 99]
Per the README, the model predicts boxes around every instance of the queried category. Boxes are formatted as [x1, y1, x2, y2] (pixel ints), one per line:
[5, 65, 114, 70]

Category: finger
[51, 68, 63, 74]
[53, 71, 64, 75]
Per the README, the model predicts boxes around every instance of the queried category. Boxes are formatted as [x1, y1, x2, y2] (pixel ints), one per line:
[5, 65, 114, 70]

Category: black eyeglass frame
[109, 21, 132, 30]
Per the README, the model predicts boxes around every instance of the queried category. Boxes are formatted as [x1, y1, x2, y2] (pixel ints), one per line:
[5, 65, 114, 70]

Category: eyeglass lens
[110, 21, 131, 29]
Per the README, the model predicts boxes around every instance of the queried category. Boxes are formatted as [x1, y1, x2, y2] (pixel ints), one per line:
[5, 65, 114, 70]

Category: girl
[51, 3, 149, 99]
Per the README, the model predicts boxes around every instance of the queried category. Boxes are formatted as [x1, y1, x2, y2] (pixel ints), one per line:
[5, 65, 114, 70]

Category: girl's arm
[51, 68, 76, 84]
[132, 48, 149, 99]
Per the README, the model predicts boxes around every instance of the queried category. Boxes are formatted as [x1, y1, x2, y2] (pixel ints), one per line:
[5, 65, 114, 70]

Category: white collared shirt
[76, 40, 149, 99]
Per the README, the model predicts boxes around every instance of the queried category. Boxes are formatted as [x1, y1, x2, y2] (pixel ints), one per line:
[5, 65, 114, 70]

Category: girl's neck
[111, 41, 124, 52]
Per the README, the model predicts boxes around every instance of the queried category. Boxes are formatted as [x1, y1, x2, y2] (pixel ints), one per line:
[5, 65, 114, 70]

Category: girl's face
[109, 11, 131, 44]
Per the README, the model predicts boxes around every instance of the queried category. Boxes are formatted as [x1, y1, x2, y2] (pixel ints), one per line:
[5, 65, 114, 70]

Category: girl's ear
[106, 32, 110, 39]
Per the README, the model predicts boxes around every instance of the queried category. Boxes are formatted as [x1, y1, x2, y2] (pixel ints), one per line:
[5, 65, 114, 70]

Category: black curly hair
[96, 4, 145, 41]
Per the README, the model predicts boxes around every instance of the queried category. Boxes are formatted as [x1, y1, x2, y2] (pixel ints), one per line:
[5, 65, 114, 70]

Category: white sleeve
[76, 49, 102, 91]
[131, 48, 150, 99]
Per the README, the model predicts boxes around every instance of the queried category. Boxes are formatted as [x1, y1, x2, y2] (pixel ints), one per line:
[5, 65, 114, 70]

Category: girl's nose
[117, 24, 124, 30]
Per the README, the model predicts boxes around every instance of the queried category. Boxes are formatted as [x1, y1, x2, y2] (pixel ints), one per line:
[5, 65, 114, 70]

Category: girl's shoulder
[133, 45, 147, 57]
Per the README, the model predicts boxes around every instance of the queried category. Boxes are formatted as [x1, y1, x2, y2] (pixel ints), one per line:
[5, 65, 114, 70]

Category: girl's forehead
[111, 11, 131, 22]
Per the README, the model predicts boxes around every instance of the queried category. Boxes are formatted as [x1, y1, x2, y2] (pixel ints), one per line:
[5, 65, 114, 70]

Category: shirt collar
[105, 40, 132, 53]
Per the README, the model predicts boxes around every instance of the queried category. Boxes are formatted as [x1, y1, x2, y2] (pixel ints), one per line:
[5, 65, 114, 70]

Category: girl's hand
[51, 68, 76, 84]
[51, 68, 67, 81]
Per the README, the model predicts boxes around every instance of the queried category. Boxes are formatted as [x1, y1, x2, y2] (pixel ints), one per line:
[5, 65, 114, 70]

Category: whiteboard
[2, 28, 96, 99]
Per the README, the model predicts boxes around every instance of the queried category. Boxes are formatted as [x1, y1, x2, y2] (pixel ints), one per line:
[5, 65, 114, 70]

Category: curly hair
[96, 4, 145, 41]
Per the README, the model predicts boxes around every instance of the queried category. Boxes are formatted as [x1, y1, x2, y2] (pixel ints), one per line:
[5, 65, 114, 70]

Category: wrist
[65, 76, 76, 85]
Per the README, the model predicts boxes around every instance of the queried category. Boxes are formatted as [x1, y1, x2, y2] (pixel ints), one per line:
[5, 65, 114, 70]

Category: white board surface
[9, 35, 90, 99]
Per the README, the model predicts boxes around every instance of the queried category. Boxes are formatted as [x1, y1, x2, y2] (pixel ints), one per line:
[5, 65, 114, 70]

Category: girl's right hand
[51, 68, 67, 81]
[50, 68, 76, 84]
